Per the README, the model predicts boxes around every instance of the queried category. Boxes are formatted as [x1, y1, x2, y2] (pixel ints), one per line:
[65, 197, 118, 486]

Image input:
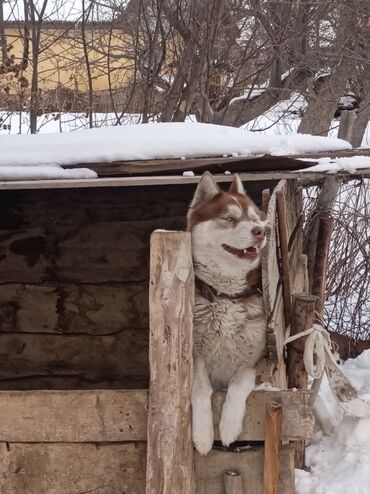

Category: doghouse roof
[1, 122, 370, 190]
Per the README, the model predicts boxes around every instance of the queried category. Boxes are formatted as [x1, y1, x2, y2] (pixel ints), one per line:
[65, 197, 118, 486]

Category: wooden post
[262, 188, 271, 214]
[276, 190, 292, 326]
[287, 294, 318, 468]
[311, 214, 333, 314]
[146, 231, 195, 494]
[264, 401, 283, 494]
[223, 471, 243, 494]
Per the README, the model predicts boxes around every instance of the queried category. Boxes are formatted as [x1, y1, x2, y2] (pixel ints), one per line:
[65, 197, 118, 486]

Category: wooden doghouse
[0, 154, 369, 494]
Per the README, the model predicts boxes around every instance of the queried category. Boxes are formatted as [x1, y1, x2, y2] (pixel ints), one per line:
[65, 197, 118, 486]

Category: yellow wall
[3, 24, 133, 93]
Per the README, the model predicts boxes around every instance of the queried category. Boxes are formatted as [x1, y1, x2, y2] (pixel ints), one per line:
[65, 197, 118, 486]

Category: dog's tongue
[222, 244, 258, 259]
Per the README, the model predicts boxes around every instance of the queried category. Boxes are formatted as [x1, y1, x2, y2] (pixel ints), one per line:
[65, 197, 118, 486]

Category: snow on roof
[296, 156, 370, 174]
[0, 122, 352, 181]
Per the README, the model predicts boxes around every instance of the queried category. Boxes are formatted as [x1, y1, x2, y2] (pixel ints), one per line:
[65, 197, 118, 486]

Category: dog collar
[194, 276, 261, 303]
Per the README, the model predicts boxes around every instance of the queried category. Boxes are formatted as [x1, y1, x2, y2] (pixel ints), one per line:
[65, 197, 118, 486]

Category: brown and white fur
[187, 172, 269, 455]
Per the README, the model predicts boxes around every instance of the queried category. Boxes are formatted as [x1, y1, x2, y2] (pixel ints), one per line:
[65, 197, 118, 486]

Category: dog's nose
[252, 226, 265, 240]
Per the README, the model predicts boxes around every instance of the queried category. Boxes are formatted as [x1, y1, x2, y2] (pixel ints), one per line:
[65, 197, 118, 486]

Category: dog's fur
[187, 172, 269, 455]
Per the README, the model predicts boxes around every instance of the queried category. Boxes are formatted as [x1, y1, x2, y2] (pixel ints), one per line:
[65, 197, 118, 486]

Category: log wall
[0, 182, 275, 390]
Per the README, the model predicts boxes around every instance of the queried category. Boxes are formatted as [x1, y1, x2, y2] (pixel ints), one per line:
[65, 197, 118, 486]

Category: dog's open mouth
[222, 244, 258, 260]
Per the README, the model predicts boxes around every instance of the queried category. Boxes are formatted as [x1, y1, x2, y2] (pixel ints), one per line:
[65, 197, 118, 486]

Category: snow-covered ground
[296, 350, 370, 494]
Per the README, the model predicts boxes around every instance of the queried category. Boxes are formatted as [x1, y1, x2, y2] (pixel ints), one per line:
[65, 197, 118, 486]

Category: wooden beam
[0, 389, 313, 443]
[0, 390, 148, 442]
[146, 231, 195, 494]
[264, 401, 283, 494]
[0, 442, 146, 494]
[1, 169, 370, 190]
[212, 389, 313, 442]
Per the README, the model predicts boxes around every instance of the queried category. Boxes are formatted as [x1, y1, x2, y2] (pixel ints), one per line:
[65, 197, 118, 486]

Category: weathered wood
[0, 389, 313, 443]
[195, 445, 295, 494]
[0, 442, 146, 494]
[261, 181, 280, 318]
[312, 214, 334, 314]
[287, 295, 319, 390]
[2, 166, 370, 190]
[223, 471, 243, 494]
[0, 330, 149, 386]
[264, 401, 283, 494]
[276, 190, 292, 326]
[262, 188, 271, 214]
[212, 390, 313, 442]
[61, 154, 316, 177]
[262, 179, 302, 369]
[146, 231, 195, 494]
[0, 282, 148, 334]
[0, 390, 148, 442]
[287, 294, 319, 469]
[0, 218, 183, 284]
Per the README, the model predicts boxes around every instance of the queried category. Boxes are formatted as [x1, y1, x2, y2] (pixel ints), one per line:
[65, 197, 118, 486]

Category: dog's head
[187, 172, 270, 282]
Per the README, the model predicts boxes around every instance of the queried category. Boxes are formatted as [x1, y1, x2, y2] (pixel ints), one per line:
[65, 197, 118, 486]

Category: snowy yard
[296, 350, 370, 494]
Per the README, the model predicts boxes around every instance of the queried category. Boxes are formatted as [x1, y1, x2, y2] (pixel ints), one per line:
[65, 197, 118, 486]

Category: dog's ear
[228, 174, 245, 195]
[190, 172, 220, 209]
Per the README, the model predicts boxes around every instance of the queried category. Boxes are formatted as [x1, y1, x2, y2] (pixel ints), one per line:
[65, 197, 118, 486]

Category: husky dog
[187, 172, 269, 455]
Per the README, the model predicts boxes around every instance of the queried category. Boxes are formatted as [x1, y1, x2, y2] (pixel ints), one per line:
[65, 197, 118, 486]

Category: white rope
[284, 323, 332, 379]
[284, 323, 370, 417]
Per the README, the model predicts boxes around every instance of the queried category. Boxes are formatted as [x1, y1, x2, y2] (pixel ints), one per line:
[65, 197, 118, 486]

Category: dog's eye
[225, 217, 235, 224]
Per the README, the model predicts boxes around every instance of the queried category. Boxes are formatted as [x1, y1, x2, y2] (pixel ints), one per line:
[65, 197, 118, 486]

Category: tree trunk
[213, 69, 309, 128]
[350, 97, 370, 148]
[298, 72, 348, 136]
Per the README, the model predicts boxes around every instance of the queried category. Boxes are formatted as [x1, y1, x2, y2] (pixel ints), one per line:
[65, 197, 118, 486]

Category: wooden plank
[0, 442, 146, 494]
[0, 185, 191, 228]
[146, 231, 195, 494]
[61, 154, 316, 177]
[0, 331, 149, 385]
[195, 444, 295, 494]
[0, 389, 313, 443]
[0, 217, 184, 283]
[0, 282, 148, 334]
[0, 390, 148, 442]
[1, 168, 370, 190]
[264, 401, 283, 494]
[261, 180, 280, 317]
[276, 190, 292, 326]
[212, 390, 313, 442]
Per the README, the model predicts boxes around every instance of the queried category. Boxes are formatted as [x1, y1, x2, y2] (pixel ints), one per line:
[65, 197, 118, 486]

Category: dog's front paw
[219, 408, 243, 447]
[193, 416, 214, 455]
[193, 430, 213, 456]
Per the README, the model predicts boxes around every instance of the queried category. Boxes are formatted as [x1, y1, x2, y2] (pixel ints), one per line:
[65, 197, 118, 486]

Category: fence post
[146, 231, 195, 494]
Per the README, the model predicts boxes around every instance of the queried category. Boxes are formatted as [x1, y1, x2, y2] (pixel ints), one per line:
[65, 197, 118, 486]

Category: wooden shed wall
[0, 181, 276, 390]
